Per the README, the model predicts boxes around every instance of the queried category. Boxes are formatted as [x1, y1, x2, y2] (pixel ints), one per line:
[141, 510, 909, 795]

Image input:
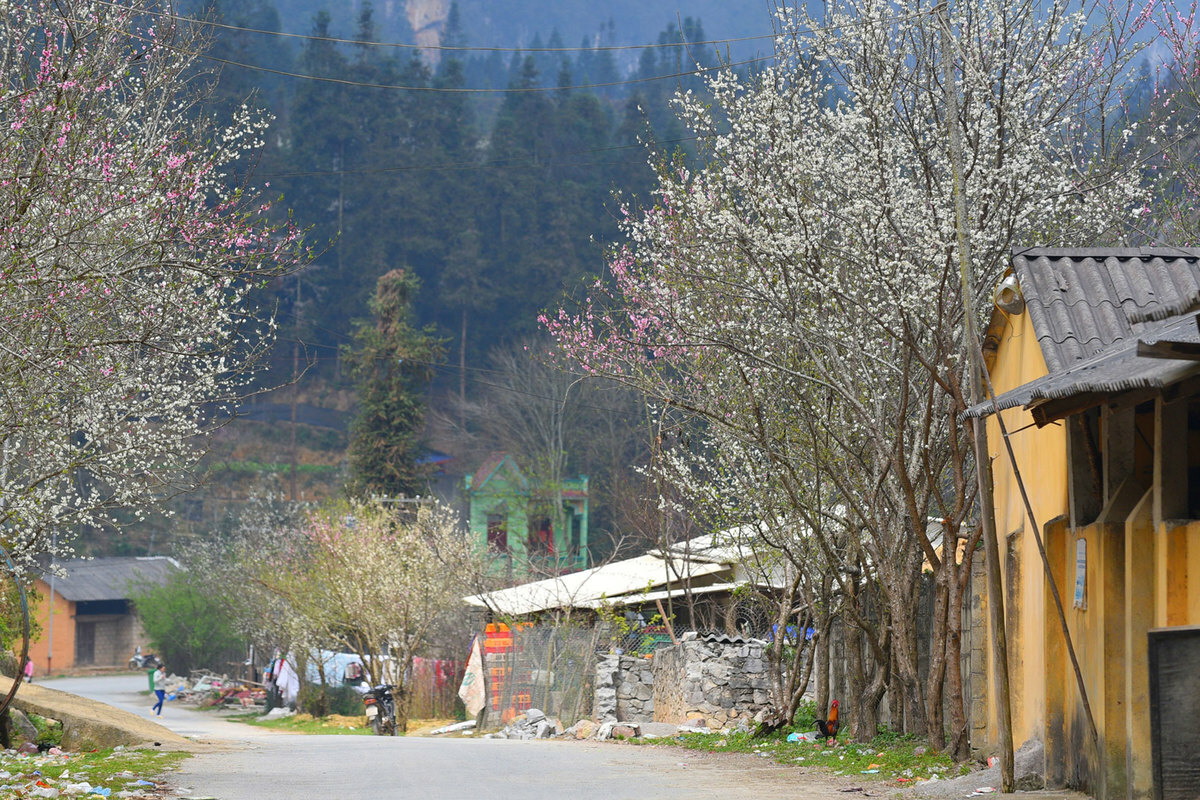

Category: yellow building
[967, 248, 1200, 800]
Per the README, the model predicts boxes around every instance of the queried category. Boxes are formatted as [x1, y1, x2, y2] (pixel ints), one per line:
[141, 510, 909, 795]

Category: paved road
[42, 675, 833, 800]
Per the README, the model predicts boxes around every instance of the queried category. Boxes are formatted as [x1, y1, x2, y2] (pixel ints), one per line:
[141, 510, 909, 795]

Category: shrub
[298, 684, 363, 718]
[792, 698, 819, 730]
[130, 570, 244, 675]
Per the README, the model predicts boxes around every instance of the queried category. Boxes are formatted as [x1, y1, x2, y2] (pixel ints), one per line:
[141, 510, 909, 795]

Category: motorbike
[129, 650, 161, 670]
[362, 684, 400, 736]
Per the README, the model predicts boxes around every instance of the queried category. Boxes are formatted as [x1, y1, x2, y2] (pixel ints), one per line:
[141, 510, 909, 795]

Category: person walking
[151, 665, 166, 716]
[22, 657, 33, 683]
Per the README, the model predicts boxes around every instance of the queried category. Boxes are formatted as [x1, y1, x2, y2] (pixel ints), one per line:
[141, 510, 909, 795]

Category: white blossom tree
[545, 0, 1152, 750]
[0, 0, 302, 566]
[248, 499, 480, 730]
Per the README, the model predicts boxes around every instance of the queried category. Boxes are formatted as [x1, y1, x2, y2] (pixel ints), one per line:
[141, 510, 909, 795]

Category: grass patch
[227, 711, 374, 735]
[648, 727, 969, 784]
[0, 747, 188, 796]
[27, 713, 63, 748]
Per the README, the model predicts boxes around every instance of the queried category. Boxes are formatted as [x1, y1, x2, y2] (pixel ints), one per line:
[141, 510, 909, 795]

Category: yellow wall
[1159, 519, 1200, 626]
[982, 305, 1200, 800]
[983, 309, 1069, 752]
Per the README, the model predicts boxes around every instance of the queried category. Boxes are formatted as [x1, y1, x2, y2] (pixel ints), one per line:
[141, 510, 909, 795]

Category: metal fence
[484, 623, 599, 726]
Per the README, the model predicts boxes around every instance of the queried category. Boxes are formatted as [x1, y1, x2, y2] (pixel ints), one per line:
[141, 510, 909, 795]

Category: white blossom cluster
[0, 1, 302, 568]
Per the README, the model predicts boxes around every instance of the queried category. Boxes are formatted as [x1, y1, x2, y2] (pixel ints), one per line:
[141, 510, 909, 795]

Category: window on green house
[487, 513, 507, 553]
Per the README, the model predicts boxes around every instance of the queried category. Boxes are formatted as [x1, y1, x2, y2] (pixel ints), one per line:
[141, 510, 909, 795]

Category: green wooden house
[464, 452, 589, 573]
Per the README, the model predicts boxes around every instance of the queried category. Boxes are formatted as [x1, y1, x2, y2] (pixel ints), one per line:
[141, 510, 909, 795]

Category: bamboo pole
[936, 3, 1015, 790]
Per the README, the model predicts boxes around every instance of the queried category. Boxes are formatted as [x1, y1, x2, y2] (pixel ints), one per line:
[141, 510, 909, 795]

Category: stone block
[612, 724, 640, 739]
[571, 719, 597, 739]
[1016, 773, 1045, 791]
[4, 709, 37, 747]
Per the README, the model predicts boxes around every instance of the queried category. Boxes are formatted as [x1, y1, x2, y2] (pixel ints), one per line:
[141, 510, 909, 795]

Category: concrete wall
[983, 308, 1066, 760]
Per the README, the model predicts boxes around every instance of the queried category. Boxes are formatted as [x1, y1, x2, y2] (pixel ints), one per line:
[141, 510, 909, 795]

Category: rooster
[815, 699, 840, 742]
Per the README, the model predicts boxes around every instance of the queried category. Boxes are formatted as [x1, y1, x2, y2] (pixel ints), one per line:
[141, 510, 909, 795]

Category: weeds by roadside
[645, 727, 970, 786]
[226, 711, 374, 735]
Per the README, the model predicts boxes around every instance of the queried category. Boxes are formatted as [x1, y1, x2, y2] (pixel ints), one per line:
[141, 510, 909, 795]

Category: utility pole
[290, 272, 301, 503]
[936, 2, 1015, 791]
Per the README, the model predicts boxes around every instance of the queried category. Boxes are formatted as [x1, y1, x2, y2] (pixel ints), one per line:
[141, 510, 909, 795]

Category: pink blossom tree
[0, 0, 303, 565]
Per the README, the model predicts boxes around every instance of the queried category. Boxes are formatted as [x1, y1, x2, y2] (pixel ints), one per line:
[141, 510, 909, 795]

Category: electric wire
[189, 49, 776, 94]
[93, 0, 777, 53]
[79, 4, 934, 94]
[95, 0, 931, 55]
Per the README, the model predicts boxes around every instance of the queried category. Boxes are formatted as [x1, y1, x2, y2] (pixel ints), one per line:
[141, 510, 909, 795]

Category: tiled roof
[1013, 247, 1200, 372]
[45, 557, 177, 602]
[967, 248, 1200, 421]
[469, 452, 523, 492]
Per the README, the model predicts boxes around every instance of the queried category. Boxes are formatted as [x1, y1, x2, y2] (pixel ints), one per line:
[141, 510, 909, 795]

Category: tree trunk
[815, 600, 832, 717]
[925, 567, 951, 749]
[946, 537, 978, 761]
[887, 564, 927, 737]
[844, 616, 868, 739]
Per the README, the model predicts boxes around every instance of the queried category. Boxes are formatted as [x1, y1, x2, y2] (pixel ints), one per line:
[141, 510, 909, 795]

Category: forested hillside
[88, 0, 761, 556]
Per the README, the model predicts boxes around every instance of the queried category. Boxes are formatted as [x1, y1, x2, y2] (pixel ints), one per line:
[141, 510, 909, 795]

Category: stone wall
[594, 653, 655, 723]
[651, 633, 771, 728]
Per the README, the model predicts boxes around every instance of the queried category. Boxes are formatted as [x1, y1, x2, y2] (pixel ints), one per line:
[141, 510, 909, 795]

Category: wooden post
[936, 3, 1015, 789]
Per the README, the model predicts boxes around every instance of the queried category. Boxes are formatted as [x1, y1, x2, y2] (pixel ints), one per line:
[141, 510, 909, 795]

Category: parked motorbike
[363, 684, 399, 736]
[129, 650, 161, 670]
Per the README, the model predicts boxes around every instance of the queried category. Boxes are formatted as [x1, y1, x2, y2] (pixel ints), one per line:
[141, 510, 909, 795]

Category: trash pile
[0, 748, 162, 799]
[168, 671, 266, 709]
[486, 709, 562, 740]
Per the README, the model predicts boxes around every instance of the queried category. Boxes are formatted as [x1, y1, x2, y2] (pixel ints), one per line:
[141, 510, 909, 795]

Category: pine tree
[345, 270, 446, 497]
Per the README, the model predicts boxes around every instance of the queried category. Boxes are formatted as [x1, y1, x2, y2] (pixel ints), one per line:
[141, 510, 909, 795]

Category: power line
[96, 0, 777, 54]
[192, 48, 776, 94]
[82, 4, 932, 94]
[273, 335, 627, 413]
[76, 13, 774, 94]
[257, 135, 696, 179]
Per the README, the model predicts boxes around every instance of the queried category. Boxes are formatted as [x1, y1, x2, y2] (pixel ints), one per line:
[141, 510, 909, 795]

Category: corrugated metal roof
[966, 314, 1200, 419]
[575, 581, 744, 609]
[462, 553, 729, 616]
[967, 247, 1200, 423]
[1013, 247, 1200, 372]
[47, 557, 178, 602]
